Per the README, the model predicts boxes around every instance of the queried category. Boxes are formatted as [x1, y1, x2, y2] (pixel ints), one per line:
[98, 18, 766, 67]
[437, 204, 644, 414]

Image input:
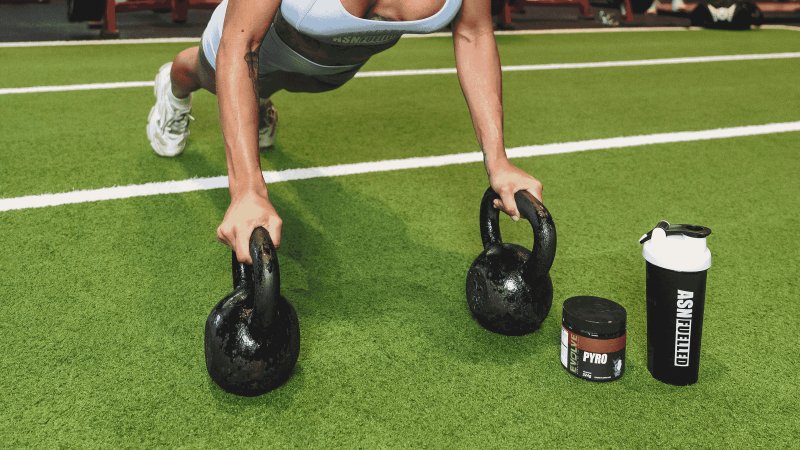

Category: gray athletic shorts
[199, 10, 362, 95]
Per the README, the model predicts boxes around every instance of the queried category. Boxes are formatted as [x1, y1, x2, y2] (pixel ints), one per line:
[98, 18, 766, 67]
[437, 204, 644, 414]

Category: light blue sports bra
[281, 0, 463, 45]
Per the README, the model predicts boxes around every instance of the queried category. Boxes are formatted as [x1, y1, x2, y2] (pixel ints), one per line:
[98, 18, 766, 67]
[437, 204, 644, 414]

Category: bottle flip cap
[640, 221, 712, 273]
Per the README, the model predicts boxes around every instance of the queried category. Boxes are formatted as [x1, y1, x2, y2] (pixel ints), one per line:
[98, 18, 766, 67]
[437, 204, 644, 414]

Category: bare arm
[215, 0, 283, 263]
[452, 0, 543, 218]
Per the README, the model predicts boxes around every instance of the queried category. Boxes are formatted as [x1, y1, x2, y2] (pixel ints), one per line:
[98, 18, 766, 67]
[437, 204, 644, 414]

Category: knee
[171, 47, 199, 80]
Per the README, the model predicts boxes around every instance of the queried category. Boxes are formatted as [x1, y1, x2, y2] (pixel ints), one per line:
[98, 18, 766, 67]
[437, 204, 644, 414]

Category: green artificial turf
[1, 133, 798, 447]
[1, 57, 800, 197]
[1, 30, 799, 447]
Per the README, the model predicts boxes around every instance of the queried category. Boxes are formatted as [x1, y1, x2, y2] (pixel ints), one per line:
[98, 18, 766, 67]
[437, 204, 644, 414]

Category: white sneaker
[258, 98, 278, 150]
[147, 62, 193, 157]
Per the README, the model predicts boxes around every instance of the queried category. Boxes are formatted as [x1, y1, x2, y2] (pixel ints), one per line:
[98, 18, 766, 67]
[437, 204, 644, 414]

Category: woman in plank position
[147, 0, 543, 263]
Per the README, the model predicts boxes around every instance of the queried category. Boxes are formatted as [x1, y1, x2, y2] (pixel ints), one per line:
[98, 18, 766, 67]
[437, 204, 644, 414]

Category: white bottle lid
[640, 221, 712, 273]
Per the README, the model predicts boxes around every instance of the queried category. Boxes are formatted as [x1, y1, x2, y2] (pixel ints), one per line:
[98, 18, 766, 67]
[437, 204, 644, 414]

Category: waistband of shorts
[261, 22, 362, 76]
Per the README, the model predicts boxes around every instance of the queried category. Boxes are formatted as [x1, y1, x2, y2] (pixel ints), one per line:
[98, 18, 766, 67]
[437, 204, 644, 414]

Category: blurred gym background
[1, 0, 797, 41]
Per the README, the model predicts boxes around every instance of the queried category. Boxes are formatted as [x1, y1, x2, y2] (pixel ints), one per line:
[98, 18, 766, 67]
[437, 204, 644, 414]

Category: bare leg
[170, 47, 217, 98]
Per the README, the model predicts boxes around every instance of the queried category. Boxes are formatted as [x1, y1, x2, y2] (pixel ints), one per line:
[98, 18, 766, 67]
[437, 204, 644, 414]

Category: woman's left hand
[487, 159, 543, 221]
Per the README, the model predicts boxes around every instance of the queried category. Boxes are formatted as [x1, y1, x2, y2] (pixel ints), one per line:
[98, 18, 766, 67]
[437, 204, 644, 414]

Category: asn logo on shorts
[331, 34, 399, 45]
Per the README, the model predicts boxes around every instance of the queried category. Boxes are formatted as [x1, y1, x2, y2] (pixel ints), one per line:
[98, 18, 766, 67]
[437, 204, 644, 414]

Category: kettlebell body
[204, 228, 300, 396]
[466, 188, 556, 336]
[467, 244, 553, 336]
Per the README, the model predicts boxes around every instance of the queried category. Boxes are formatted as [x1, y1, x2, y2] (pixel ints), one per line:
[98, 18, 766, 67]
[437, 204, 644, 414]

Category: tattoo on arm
[244, 51, 260, 97]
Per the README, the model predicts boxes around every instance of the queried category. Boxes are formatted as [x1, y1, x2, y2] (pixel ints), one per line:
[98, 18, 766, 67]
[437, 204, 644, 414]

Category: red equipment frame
[101, 0, 220, 36]
[497, 0, 636, 26]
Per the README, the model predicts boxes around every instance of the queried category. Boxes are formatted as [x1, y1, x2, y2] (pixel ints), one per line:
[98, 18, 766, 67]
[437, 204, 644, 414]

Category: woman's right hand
[216, 191, 283, 264]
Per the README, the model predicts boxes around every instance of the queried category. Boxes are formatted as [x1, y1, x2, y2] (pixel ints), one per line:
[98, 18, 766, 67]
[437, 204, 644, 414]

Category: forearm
[451, 0, 543, 209]
[453, 29, 507, 172]
[212, 0, 284, 259]
[217, 42, 266, 202]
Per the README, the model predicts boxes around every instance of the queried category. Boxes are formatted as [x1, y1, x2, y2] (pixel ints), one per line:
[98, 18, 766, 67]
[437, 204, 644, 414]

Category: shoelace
[164, 110, 194, 135]
[259, 106, 277, 132]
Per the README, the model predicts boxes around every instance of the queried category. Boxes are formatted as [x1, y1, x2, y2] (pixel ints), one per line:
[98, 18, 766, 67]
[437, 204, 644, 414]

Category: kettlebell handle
[230, 227, 280, 328]
[231, 255, 249, 289]
[479, 187, 557, 279]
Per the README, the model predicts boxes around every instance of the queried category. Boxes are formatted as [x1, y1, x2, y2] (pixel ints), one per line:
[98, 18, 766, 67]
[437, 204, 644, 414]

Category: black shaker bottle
[640, 221, 712, 385]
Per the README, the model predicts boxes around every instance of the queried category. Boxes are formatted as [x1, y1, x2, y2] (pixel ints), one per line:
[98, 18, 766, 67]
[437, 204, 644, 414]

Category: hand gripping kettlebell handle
[231, 227, 281, 328]
[479, 187, 557, 279]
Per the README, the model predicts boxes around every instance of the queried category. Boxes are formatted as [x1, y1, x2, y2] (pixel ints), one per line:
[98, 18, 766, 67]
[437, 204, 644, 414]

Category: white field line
[760, 25, 800, 32]
[0, 27, 697, 48]
[1, 25, 796, 48]
[400, 26, 697, 38]
[355, 52, 800, 77]
[0, 81, 154, 95]
[2, 52, 799, 96]
[0, 37, 201, 48]
[1, 121, 798, 213]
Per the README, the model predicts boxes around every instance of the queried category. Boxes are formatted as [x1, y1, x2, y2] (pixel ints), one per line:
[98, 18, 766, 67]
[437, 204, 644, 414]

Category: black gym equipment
[466, 187, 557, 336]
[690, 0, 763, 29]
[629, 0, 653, 14]
[67, 0, 105, 22]
[204, 227, 300, 396]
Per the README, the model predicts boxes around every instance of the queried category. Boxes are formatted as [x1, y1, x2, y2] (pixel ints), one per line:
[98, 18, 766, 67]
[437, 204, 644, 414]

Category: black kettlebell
[466, 187, 557, 336]
[204, 227, 300, 396]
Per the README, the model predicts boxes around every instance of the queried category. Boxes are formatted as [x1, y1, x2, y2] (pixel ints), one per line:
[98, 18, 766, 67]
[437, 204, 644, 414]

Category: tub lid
[562, 296, 627, 335]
